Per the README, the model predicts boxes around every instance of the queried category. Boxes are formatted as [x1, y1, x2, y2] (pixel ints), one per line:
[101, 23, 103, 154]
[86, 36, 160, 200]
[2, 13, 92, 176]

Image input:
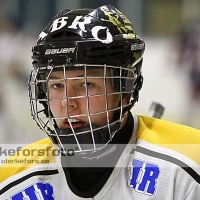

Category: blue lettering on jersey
[11, 182, 54, 200]
[130, 159, 160, 196]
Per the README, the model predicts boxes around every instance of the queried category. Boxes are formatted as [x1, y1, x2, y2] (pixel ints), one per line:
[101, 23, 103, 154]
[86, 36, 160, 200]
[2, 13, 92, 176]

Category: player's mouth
[65, 119, 85, 129]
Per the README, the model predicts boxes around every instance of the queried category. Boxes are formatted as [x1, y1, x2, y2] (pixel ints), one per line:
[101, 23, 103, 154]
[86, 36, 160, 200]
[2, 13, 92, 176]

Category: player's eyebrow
[48, 69, 105, 79]
[48, 75, 60, 79]
[48, 74, 85, 80]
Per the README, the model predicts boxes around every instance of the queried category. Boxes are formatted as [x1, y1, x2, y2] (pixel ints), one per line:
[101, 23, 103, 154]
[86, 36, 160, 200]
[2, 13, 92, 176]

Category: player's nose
[61, 84, 79, 109]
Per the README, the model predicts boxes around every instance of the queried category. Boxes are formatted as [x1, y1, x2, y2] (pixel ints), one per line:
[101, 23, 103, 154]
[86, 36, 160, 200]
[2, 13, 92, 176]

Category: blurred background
[0, 0, 200, 144]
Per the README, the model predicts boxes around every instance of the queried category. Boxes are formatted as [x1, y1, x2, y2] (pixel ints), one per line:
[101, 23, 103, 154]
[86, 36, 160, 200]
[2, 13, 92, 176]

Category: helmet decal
[37, 12, 114, 44]
[45, 47, 76, 55]
[51, 17, 69, 32]
[99, 6, 135, 34]
[91, 26, 113, 44]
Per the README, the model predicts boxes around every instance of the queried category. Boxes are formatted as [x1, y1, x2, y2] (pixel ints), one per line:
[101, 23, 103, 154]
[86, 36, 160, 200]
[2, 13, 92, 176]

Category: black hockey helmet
[29, 5, 145, 154]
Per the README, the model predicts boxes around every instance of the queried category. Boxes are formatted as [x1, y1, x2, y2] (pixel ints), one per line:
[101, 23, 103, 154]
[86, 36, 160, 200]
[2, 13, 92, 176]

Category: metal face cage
[28, 64, 138, 154]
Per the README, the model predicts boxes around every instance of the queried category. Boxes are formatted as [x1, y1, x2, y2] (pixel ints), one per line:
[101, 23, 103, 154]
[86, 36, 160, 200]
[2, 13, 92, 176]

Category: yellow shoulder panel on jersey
[0, 138, 56, 183]
[137, 115, 200, 165]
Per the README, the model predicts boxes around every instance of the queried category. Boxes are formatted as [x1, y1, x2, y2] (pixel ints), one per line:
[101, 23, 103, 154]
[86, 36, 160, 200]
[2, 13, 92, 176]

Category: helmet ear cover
[120, 59, 144, 107]
[131, 59, 144, 102]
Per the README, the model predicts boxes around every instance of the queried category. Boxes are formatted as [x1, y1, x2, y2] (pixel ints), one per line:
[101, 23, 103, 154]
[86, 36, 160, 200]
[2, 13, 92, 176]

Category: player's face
[47, 68, 123, 129]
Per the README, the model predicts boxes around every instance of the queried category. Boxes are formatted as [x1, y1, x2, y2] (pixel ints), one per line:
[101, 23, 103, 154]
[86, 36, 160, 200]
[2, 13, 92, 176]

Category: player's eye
[81, 82, 94, 88]
[51, 83, 64, 89]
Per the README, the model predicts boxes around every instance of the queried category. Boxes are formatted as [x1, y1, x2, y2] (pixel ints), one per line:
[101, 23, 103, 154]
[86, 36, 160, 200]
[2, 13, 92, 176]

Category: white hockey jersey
[0, 115, 200, 199]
